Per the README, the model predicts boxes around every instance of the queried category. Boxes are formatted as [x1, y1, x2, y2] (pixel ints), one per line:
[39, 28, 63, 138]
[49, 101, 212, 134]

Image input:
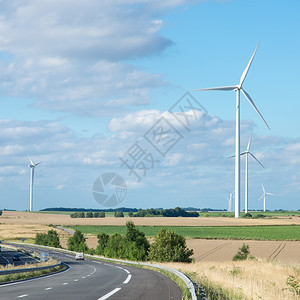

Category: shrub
[233, 243, 251, 261]
[85, 211, 93, 218]
[99, 211, 105, 218]
[104, 233, 124, 258]
[114, 211, 124, 218]
[35, 229, 61, 248]
[96, 233, 109, 255]
[148, 228, 193, 262]
[243, 213, 252, 218]
[67, 230, 88, 253]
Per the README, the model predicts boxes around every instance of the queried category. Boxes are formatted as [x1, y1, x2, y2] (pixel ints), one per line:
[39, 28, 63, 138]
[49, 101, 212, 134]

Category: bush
[148, 228, 193, 262]
[243, 213, 252, 218]
[0, 210, 2, 216]
[99, 211, 105, 218]
[35, 229, 61, 248]
[67, 230, 88, 253]
[86, 211, 93, 218]
[114, 211, 124, 218]
[233, 243, 251, 261]
[96, 233, 109, 255]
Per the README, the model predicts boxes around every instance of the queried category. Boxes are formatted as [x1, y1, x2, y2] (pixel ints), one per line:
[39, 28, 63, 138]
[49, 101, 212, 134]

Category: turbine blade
[240, 42, 260, 86]
[192, 86, 237, 92]
[34, 161, 42, 166]
[261, 184, 265, 193]
[247, 133, 253, 152]
[227, 154, 235, 158]
[249, 153, 265, 168]
[27, 154, 33, 166]
[258, 194, 264, 201]
[241, 89, 270, 130]
[266, 192, 275, 195]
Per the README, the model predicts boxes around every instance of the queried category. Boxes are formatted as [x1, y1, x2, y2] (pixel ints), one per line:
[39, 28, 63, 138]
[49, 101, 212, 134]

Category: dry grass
[1, 211, 300, 226]
[162, 259, 300, 300]
[0, 257, 59, 271]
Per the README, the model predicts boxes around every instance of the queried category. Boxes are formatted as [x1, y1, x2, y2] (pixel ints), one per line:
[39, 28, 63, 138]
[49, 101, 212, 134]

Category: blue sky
[0, 0, 299, 211]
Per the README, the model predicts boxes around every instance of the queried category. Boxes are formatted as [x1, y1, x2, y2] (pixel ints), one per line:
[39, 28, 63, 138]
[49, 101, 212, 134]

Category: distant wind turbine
[193, 42, 270, 218]
[28, 155, 42, 211]
[258, 184, 275, 212]
[224, 190, 234, 212]
[228, 133, 265, 214]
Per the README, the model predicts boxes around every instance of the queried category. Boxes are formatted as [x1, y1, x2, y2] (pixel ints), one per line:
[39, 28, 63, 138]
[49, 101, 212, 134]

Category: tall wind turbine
[28, 156, 42, 211]
[193, 43, 270, 218]
[228, 134, 265, 214]
[259, 184, 275, 212]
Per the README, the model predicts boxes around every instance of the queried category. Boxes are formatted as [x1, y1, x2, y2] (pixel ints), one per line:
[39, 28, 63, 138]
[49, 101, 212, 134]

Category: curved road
[0, 245, 182, 300]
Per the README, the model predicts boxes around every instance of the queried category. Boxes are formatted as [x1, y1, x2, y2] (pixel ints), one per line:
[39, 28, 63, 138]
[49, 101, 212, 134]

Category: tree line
[128, 207, 199, 217]
[70, 211, 105, 218]
[35, 222, 193, 263]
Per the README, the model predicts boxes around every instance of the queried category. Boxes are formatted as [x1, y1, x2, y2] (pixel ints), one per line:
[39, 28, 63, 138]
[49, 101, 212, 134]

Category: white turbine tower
[228, 134, 265, 214]
[224, 190, 234, 212]
[28, 156, 42, 212]
[193, 43, 269, 218]
[259, 184, 275, 212]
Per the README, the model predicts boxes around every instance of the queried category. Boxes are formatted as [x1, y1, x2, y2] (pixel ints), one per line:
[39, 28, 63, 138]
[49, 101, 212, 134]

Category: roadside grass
[163, 259, 300, 300]
[64, 225, 300, 240]
[198, 211, 300, 218]
[0, 258, 59, 271]
[0, 264, 65, 283]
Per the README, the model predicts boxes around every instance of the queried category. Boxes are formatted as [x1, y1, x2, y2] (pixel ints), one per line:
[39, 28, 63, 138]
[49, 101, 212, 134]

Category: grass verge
[0, 264, 66, 284]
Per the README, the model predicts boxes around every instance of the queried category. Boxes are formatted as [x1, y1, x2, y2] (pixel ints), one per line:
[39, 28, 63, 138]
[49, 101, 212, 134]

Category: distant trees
[0, 210, 2, 216]
[67, 230, 88, 252]
[35, 229, 61, 248]
[114, 211, 124, 218]
[130, 207, 199, 218]
[70, 211, 105, 218]
[148, 228, 193, 263]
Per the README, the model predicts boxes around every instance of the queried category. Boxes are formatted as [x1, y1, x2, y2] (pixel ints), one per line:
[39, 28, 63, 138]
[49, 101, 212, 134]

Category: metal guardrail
[0, 262, 62, 275]
[9, 242, 197, 299]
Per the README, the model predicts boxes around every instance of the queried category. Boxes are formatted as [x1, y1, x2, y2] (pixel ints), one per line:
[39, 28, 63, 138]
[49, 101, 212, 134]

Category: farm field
[65, 225, 300, 240]
[1, 211, 300, 226]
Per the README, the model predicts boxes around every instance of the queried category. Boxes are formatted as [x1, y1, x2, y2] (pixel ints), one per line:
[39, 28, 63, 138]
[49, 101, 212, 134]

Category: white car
[75, 252, 84, 260]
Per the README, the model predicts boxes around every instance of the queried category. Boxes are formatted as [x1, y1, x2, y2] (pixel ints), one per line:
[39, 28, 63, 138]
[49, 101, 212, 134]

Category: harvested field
[1, 211, 300, 226]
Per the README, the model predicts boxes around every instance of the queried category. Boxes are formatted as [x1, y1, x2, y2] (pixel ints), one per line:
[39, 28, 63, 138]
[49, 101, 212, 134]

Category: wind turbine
[258, 184, 275, 212]
[228, 133, 265, 214]
[28, 156, 42, 211]
[193, 42, 270, 218]
[224, 190, 234, 212]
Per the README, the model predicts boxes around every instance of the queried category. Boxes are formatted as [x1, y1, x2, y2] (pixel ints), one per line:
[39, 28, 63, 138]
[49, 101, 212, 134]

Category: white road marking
[123, 274, 132, 284]
[45, 287, 52, 290]
[115, 266, 123, 270]
[82, 276, 86, 278]
[17, 295, 28, 298]
[98, 288, 121, 300]
[124, 269, 130, 274]
[74, 279, 79, 281]
[63, 283, 68, 285]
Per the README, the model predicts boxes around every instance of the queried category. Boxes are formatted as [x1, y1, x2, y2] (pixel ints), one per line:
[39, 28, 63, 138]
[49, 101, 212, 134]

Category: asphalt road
[0, 244, 182, 300]
[0, 248, 39, 266]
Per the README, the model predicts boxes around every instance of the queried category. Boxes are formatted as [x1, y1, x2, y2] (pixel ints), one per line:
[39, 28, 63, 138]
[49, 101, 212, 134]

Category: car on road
[75, 252, 84, 260]
[12, 254, 20, 261]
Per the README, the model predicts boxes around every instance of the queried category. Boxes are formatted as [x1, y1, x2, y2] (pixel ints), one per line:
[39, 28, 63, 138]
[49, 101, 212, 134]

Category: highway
[0, 244, 182, 300]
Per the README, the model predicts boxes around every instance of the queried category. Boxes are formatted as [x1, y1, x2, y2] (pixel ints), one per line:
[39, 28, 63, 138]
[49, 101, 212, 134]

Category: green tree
[104, 233, 124, 258]
[148, 228, 193, 262]
[128, 211, 133, 217]
[68, 230, 88, 252]
[114, 211, 124, 218]
[96, 233, 109, 255]
[0, 210, 2, 216]
[35, 230, 61, 248]
[99, 211, 105, 218]
[86, 211, 93, 218]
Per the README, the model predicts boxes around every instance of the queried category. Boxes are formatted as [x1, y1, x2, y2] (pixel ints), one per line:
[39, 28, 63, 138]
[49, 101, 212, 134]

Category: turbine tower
[224, 190, 234, 212]
[259, 184, 275, 212]
[228, 134, 265, 214]
[193, 43, 269, 218]
[28, 156, 42, 212]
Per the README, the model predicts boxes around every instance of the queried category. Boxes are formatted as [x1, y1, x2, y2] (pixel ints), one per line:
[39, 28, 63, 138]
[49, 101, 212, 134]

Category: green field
[65, 225, 300, 241]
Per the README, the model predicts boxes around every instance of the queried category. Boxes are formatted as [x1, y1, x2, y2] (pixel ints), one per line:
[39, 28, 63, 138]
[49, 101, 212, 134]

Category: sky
[0, 0, 299, 211]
